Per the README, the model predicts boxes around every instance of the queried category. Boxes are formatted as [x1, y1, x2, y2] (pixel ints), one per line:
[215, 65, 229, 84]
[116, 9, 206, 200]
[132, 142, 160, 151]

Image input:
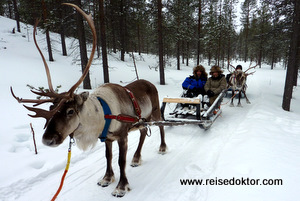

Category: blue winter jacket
[182, 75, 207, 91]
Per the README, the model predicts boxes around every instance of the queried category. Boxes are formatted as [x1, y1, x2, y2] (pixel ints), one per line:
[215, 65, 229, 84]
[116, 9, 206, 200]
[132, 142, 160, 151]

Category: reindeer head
[11, 3, 96, 147]
[232, 70, 245, 90]
[229, 62, 257, 91]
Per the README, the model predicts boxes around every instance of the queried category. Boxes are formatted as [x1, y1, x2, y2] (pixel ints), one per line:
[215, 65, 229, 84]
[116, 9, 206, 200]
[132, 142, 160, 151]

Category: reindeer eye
[66, 108, 75, 117]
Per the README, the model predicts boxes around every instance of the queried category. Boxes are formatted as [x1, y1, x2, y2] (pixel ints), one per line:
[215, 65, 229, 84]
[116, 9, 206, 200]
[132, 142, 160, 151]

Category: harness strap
[105, 114, 139, 123]
[97, 97, 112, 142]
[124, 87, 142, 119]
[96, 87, 142, 142]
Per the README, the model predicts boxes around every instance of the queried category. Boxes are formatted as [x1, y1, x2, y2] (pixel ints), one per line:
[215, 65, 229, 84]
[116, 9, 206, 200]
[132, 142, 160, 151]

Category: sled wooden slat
[163, 97, 201, 104]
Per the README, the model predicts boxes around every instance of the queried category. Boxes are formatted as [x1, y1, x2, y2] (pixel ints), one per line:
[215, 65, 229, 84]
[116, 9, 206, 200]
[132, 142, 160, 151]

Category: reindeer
[227, 63, 257, 107]
[10, 3, 166, 197]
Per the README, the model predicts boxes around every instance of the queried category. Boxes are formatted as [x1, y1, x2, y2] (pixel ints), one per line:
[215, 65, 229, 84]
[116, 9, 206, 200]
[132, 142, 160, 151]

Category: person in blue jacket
[182, 65, 208, 98]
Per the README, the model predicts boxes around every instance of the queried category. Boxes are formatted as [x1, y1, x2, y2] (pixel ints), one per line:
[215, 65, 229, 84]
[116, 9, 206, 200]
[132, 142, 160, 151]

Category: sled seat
[162, 97, 201, 104]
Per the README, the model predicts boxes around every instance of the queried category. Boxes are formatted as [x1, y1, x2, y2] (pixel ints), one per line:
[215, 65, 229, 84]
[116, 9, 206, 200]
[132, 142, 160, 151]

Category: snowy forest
[1, 1, 300, 200]
[1, 0, 299, 110]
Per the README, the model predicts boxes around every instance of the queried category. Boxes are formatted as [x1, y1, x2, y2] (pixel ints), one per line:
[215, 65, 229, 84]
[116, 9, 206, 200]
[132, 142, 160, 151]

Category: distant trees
[1, 0, 298, 98]
[3, 0, 294, 70]
[240, 0, 256, 62]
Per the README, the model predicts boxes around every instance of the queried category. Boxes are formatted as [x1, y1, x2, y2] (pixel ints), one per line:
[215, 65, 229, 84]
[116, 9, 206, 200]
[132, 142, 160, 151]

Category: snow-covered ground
[1, 16, 300, 201]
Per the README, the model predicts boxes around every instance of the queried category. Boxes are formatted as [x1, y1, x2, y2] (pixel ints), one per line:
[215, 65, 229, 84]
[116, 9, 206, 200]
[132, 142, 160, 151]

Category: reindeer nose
[42, 132, 61, 147]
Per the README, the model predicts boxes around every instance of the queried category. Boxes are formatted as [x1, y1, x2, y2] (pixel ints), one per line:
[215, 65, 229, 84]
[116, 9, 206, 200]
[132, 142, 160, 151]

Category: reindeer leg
[230, 90, 234, 107]
[98, 140, 115, 187]
[243, 90, 251, 104]
[237, 91, 242, 107]
[112, 136, 130, 197]
[158, 125, 167, 154]
[151, 105, 167, 154]
[131, 128, 147, 167]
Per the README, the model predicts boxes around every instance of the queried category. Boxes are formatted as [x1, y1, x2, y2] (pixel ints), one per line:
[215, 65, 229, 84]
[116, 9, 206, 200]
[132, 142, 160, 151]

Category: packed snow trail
[0, 87, 268, 201]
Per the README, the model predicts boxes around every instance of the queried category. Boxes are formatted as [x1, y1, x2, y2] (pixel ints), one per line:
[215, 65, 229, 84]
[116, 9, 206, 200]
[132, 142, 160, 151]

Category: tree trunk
[42, 0, 54, 62]
[182, 41, 185, 65]
[119, 0, 125, 61]
[293, 34, 300, 86]
[7, 0, 13, 19]
[92, 0, 101, 58]
[258, 38, 262, 68]
[186, 41, 189, 66]
[12, 0, 20, 32]
[282, 0, 300, 111]
[109, 0, 117, 54]
[271, 49, 275, 70]
[176, 41, 180, 70]
[244, 6, 250, 62]
[60, 26, 67, 56]
[99, 0, 109, 83]
[157, 0, 165, 85]
[197, 0, 202, 65]
[58, 3, 67, 56]
[137, 23, 141, 55]
[75, 0, 91, 89]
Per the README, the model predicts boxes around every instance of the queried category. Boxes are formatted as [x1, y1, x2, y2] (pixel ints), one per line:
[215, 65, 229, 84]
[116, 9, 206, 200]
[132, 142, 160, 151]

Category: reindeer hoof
[230, 103, 234, 107]
[97, 176, 115, 187]
[159, 146, 167, 154]
[237, 104, 242, 107]
[131, 158, 142, 167]
[112, 184, 130, 197]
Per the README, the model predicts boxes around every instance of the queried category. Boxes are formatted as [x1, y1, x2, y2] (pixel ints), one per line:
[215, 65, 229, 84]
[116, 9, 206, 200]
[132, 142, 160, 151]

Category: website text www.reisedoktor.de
[180, 177, 283, 186]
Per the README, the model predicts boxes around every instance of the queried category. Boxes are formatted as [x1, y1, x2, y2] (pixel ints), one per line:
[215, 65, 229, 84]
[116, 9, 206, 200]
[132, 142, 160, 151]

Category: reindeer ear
[75, 92, 89, 105]
[80, 92, 89, 101]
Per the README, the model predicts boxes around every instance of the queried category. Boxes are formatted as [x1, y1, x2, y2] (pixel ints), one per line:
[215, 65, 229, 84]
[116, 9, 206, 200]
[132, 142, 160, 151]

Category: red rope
[51, 136, 73, 201]
[51, 168, 69, 201]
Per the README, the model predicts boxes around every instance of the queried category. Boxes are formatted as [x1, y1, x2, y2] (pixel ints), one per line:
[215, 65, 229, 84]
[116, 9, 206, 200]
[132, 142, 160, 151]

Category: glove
[207, 90, 215, 97]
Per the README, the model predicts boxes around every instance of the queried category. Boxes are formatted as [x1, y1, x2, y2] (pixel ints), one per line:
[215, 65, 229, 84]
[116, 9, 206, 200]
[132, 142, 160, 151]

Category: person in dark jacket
[205, 65, 227, 105]
[182, 65, 208, 98]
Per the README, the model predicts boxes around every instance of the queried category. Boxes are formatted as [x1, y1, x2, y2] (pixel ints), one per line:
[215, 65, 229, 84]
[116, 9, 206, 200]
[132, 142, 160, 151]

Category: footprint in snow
[30, 160, 45, 169]
[185, 164, 204, 177]
[14, 133, 30, 143]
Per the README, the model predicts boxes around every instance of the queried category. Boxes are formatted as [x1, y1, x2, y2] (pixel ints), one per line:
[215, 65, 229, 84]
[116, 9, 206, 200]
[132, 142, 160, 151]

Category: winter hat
[236, 65, 242, 70]
[193, 65, 208, 78]
[209, 65, 223, 75]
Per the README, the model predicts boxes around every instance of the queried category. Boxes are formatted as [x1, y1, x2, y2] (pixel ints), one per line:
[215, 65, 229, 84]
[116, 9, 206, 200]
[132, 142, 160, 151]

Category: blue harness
[96, 88, 142, 142]
[97, 97, 112, 142]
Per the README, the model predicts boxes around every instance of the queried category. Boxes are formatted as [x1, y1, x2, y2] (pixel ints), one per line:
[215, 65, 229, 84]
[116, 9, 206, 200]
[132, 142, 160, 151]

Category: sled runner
[159, 89, 227, 129]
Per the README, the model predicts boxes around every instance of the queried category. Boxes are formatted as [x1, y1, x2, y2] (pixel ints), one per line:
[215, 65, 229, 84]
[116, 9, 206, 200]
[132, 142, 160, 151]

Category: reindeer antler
[244, 62, 258, 74]
[11, 3, 97, 128]
[227, 58, 236, 73]
[33, 19, 55, 94]
[63, 3, 97, 98]
[10, 87, 54, 106]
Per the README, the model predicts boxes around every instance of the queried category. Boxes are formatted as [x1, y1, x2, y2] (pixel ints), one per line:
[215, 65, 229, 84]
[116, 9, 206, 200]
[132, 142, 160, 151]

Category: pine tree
[197, 0, 203, 65]
[74, 0, 91, 89]
[12, 0, 21, 32]
[282, 0, 300, 111]
[157, 0, 165, 85]
[41, 0, 54, 62]
[240, 0, 256, 62]
[99, 0, 109, 83]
